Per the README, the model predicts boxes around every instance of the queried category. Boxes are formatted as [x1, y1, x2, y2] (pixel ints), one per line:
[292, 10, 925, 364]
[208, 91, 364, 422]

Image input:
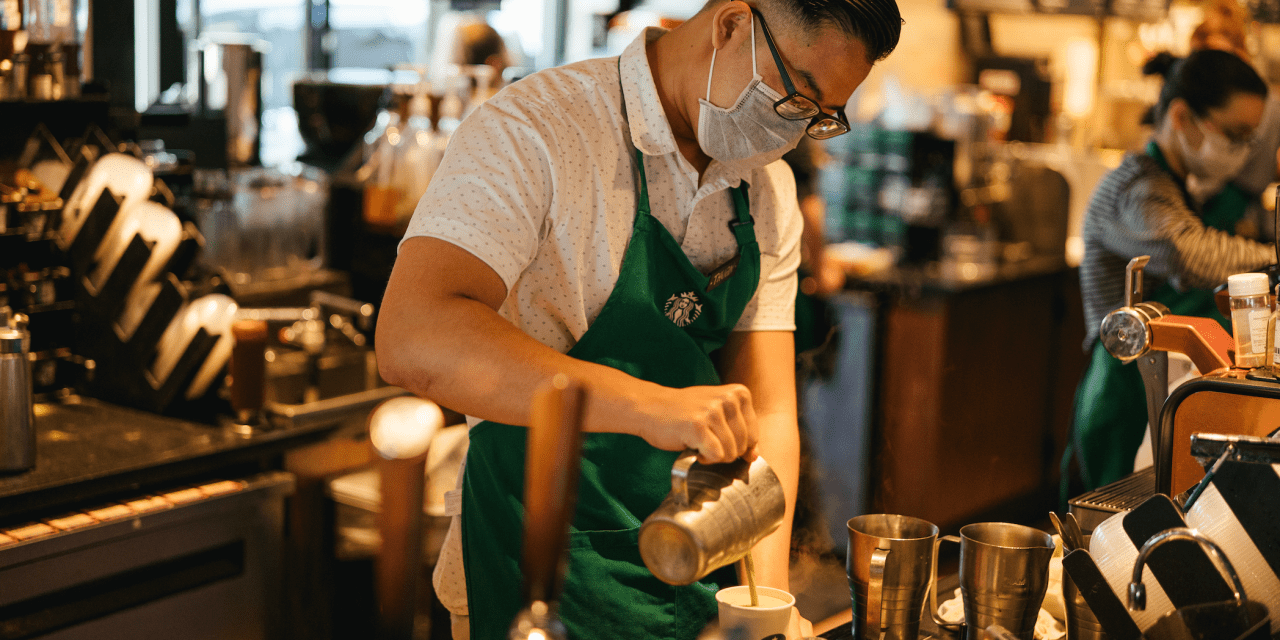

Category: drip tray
[1068, 466, 1156, 532]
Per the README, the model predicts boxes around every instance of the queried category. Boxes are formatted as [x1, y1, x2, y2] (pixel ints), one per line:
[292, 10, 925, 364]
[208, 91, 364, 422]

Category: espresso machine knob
[1100, 301, 1169, 362]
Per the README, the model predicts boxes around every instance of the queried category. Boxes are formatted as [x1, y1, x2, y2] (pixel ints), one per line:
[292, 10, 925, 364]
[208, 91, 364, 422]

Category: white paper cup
[716, 585, 794, 640]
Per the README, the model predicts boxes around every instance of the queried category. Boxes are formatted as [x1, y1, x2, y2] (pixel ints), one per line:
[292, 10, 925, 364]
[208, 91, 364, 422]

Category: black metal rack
[2, 106, 230, 416]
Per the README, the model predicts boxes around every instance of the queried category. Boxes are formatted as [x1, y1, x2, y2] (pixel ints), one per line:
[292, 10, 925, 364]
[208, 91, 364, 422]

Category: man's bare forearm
[378, 286, 661, 431]
[750, 410, 800, 592]
[718, 330, 799, 592]
[377, 237, 762, 462]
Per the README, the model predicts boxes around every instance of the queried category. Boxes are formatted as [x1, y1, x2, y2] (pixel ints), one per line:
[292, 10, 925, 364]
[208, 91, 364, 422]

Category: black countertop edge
[839, 255, 1072, 298]
[0, 397, 347, 521]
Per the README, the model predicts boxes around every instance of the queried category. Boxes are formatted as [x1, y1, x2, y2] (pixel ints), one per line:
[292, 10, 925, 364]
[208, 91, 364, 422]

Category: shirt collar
[619, 27, 753, 186]
[619, 27, 677, 157]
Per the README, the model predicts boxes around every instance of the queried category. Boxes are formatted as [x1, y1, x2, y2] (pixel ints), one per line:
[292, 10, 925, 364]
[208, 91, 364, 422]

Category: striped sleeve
[1115, 168, 1274, 290]
[1080, 153, 1276, 347]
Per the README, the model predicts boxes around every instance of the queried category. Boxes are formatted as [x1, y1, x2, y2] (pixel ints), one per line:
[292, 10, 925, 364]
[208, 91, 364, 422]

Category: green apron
[459, 133, 763, 637]
[1067, 141, 1245, 492]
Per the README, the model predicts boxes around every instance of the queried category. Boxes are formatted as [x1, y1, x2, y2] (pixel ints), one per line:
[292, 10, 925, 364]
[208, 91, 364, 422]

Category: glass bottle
[0, 0, 22, 100]
[1228, 272, 1270, 368]
[1268, 284, 1280, 376]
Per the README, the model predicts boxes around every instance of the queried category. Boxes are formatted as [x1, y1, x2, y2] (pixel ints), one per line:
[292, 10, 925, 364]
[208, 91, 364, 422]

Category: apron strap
[633, 148, 654, 219]
[728, 185, 753, 248]
[1145, 140, 1196, 211]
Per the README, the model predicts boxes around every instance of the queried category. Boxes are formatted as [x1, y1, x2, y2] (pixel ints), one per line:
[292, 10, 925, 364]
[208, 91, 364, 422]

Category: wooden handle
[521, 374, 587, 605]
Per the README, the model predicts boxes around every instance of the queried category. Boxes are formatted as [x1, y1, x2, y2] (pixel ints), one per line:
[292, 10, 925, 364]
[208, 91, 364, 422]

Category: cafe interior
[2, 0, 1280, 638]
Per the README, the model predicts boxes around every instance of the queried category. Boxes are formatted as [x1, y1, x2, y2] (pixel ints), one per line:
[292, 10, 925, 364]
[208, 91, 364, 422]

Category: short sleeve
[401, 97, 555, 291]
[734, 161, 802, 332]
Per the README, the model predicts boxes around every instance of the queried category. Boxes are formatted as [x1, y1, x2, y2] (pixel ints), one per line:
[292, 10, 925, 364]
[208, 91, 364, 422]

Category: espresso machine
[1059, 256, 1280, 640]
[1069, 256, 1280, 526]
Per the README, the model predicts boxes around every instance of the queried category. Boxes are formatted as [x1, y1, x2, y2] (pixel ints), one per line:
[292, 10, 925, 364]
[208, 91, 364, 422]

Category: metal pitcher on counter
[847, 514, 940, 640]
[638, 450, 786, 586]
[931, 523, 1057, 640]
[0, 308, 34, 473]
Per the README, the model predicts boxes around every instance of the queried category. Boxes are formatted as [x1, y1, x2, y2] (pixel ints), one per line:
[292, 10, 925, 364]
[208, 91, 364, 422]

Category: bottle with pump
[358, 88, 406, 229]
[391, 82, 442, 223]
[358, 77, 443, 229]
[1268, 283, 1280, 376]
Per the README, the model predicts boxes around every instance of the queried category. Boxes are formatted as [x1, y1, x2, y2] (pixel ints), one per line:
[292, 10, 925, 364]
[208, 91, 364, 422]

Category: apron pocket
[559, 527, 723, 640]
[560, 526, 680, 639]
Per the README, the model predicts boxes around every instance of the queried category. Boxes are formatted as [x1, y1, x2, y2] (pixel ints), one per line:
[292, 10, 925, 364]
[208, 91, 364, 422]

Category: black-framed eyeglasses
[753, 8, 850, 140]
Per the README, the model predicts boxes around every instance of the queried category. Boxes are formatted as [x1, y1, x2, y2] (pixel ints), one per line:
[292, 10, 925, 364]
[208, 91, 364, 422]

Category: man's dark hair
[458, 22, 507, 67]
[1155, 49, 1267, 122]
[774, 0, 904, 62]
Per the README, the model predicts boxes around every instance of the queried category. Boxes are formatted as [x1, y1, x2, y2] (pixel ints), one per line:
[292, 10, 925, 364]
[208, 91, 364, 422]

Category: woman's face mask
[696, 11, 808, 171]
[1178, 115, 1252, 183]
[1177, 114, 1253, 204]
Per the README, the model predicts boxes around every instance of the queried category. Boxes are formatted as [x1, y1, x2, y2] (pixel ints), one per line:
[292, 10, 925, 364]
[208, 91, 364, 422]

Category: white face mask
[696, 11, 808, 171]
[1177, 116, 1251, 202]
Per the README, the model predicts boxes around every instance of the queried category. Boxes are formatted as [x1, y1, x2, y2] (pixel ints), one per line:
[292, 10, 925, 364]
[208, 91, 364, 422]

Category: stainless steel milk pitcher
[0, 310, 34, 473]
[639, 450, 785, 586]
[931, 523, 1056, 640]
[847, 514, 939, 640]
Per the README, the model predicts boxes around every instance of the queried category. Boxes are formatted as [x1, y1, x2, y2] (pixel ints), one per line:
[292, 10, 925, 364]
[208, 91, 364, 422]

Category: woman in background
[1069, 49, 1275, 492]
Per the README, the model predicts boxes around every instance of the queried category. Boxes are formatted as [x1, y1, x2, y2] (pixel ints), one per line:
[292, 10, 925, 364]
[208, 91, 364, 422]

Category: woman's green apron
[459, 79, 764, 638]
[1067, 141, 1247, 493]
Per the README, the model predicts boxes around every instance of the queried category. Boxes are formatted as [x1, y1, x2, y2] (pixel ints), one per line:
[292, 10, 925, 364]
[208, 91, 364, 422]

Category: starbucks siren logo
[664, 292, 702, 327]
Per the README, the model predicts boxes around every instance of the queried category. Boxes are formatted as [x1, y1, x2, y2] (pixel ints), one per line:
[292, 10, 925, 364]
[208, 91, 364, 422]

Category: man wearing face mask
[375, 1, 903, 639]
[1069, 49, 1275, 495]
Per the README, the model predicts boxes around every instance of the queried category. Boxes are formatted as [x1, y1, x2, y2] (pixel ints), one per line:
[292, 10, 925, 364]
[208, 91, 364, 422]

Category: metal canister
[638, 451, 785, 586]
[0, 315, 35, 473]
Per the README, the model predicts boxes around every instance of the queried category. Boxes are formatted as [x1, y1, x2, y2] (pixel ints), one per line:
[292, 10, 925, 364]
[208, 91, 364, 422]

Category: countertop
[0, 397, 341, 522]
[839, 255, 1072, 299]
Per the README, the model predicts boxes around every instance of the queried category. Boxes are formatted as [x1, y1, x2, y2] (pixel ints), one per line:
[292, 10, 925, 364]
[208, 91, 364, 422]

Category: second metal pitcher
[932, 523, 1056, 640]
[639, 451, 785, 586]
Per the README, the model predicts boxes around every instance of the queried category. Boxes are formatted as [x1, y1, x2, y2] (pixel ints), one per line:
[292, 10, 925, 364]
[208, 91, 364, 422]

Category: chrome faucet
[1127, 527, 1245, 611]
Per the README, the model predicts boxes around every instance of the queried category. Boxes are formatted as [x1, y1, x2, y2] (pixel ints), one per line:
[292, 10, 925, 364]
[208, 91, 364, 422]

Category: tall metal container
[189, 34, 269, 167]
[0, 314, 35, 473]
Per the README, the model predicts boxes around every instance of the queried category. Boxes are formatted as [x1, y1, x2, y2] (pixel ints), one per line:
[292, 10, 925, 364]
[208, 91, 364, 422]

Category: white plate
[151, 294, 238, 400]
[59, 153, 153, 251]
[87, 201, 183, 339]
[1088, 509, 1175, 631]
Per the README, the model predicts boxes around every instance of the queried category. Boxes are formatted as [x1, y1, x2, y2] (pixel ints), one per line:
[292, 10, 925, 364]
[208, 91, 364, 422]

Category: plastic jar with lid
[1228, 273, 1271, 368]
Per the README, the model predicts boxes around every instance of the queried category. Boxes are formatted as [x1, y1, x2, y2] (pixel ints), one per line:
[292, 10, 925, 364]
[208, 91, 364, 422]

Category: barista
[375, 1, 902, 639]
[1070, 49, 1275, 492]
[1143, 0, 1280, 223]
